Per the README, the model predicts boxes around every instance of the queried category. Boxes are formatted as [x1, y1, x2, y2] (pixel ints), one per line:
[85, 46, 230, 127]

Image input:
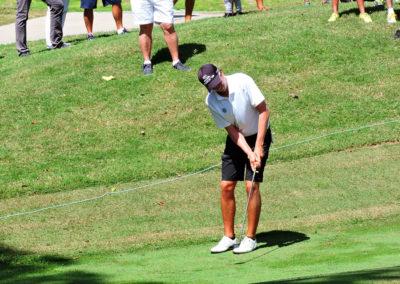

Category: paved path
[0, 10, 221, 45]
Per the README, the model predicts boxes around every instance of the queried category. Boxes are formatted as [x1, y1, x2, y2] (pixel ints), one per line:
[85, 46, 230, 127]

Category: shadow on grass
[255, 266, 400, 283]
[339, 5, 386, 17]
[151, 43, 206, 65]
[0, 243, 106, 284]
[235, 230, 309, 265]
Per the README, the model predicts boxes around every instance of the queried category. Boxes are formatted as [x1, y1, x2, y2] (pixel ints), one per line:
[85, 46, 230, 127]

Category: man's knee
[160, 23, 175, 34]
[221, 181, 236, 192]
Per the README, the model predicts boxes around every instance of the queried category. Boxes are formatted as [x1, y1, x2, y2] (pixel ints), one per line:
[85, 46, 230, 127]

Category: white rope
[1, 119, 398, 220]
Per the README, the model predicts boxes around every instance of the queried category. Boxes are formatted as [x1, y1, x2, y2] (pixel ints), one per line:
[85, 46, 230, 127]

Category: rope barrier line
[1, 119, 398, 220]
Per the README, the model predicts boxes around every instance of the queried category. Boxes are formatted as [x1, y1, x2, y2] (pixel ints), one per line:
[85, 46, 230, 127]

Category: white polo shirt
[205, 73, 268, 137]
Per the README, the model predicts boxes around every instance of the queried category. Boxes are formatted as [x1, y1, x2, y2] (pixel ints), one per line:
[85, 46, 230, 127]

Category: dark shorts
[80, 0, 121, 9]
[222, 128, 272, 182]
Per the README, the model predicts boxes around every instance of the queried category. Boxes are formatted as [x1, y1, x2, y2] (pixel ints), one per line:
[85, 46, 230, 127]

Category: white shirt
[205, 73, 268, 137]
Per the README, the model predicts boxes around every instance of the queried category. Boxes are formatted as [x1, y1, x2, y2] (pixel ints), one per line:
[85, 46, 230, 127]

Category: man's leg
[44, 0, 64, 48]
[84, 9, 94, 34]
[332, 0, 339, 14]
[256, 0, 267, 11]
[139, 23, 153, 61]
[245, 181, 261, 239]
[220, 181, 237, 238]
[159, 22, 179, 62]
[15, 0, 31, 55]
[112, 3, 123, 30]
[356, 0, 366, 14]
[46, 0, 69, 47]
[185, 0, 194, 21]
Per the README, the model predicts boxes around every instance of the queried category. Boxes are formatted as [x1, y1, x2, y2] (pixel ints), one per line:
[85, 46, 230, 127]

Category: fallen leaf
[102, 75, 115, 81]
[158, 202, 165, 206]
[31, 120, 37, 124]
[289, 93, 299, 99]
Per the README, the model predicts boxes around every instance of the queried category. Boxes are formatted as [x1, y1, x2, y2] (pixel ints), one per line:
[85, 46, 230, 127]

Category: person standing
[173, 0, 195, 22]
[198, 64, 272, 254]
[131, 0, 191, 75]
[16, 0, 65, 56]
[45, 0, 69, 48]
[328, 0, 372, 23]
[81, 0, 128, 40]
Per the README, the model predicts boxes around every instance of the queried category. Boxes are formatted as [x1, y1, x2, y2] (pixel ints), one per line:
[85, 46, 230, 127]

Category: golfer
[198, 64, 272, 254]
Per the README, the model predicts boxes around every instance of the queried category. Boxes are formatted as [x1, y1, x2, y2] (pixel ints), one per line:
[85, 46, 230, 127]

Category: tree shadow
[235, 230, 309, 265]
[151, 43, 206, 66]
[255, 265, 400, 283]
[0, 243, 106, 284]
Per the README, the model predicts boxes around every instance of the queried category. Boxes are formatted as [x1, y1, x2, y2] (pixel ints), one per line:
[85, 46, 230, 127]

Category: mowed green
[1, 143, 399, 283]
[1, 2, 399, 199]
[0, 1, 399, 283]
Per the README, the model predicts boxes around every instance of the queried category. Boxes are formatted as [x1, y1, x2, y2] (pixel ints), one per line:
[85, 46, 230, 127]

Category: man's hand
[247, 151, 261, 171]
[254, 145, 264, 168]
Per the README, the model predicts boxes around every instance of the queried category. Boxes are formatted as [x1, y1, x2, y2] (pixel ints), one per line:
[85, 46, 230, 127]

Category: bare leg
[245, 181, 261, 239]
[83, 9, 93, 34]
[160, 22, 179, 62]
[331, 0, 339, 14]
[112, 3, 123, 30]
[139, 23, 153, 61]
[185, 0, 195, 21]
[221, 181, 237, 238]
[256, 0, 267, 11]
[356, 0, 366, 14]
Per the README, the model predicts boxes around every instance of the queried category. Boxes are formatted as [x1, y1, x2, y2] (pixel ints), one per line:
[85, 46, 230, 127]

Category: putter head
[234, 243, 240, 249]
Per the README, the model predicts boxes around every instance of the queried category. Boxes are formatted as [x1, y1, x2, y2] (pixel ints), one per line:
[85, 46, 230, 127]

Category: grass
[1, 142, 399, 282]
[0, 1, 399, 282]
[1, 2, 399, 199]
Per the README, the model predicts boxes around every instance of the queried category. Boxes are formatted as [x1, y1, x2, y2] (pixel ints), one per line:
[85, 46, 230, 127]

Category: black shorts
[221, 128, 272, 182]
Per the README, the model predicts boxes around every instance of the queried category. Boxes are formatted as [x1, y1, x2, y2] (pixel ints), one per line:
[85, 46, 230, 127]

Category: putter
[236, 168, 258, 248]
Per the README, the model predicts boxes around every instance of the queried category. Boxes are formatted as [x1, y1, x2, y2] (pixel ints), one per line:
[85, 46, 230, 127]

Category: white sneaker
[233, 236, 257, 254]
[210, 236, 237, 253]
[388, 12, 397, 23]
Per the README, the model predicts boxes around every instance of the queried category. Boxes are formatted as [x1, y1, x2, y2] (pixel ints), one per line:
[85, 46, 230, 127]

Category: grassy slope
[1, 2, 399, 199]
[1, 143, 399, 283]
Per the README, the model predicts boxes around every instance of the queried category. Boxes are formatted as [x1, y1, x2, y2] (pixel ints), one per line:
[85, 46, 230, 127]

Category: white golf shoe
[210, 236, 237, 253]
[233, 236, 257, 254]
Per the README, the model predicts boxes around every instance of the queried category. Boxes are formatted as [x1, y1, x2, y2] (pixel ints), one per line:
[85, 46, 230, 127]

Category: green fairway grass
[1, 143, 399, 283]
[1, 2, 399, 199]
[0, 1, 399, 282]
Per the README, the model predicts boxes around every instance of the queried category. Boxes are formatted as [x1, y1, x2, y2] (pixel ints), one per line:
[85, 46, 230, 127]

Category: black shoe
[143, 63, 153, 75]
[393, 29, 400, 40]
[234, 11, 244, 15]
[224, 13, 234, 17]
[19, 51, 31, 57]
[173, 61, 191, 71]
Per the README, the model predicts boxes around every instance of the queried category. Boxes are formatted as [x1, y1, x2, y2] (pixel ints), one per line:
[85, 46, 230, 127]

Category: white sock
[388, 8, 394, 14]
[172, 60, 180, 66]
[144, 60, 151, 65]
[117, 27, 125, 34]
